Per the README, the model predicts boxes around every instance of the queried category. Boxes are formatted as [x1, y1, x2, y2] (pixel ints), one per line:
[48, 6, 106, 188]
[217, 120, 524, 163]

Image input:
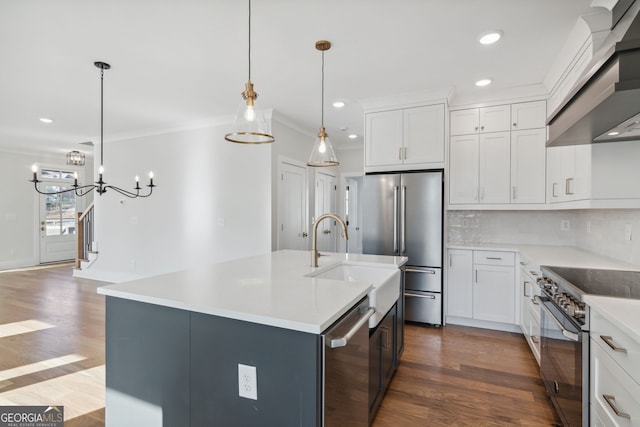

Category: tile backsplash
[447, 209, 640, 267]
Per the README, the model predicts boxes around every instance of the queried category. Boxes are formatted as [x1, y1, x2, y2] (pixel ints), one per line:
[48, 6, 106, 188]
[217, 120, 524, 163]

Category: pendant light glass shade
[225, 0, 274, 144]
[307, 40, 339, 167]
[308, 127, 338, 166]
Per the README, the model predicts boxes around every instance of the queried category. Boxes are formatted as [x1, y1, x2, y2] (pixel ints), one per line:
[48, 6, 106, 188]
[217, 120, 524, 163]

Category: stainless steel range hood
[547, 0, 640, 146]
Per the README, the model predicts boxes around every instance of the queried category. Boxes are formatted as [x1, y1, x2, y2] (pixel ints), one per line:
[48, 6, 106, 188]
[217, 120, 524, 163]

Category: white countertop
[448, 243, 639, 271]
[584, 295, 640, 343]
[98, 250, 408, 334]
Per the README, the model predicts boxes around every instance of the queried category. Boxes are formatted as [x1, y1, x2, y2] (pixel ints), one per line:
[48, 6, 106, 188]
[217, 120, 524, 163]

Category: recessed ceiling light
[608, 131, 620, 136]
[478, 31, 503, 45]
[348, 134, 357, 139]
[39, 117, 54, 124]
[332, 101, 345, 108]
[475, 79, 492, 87]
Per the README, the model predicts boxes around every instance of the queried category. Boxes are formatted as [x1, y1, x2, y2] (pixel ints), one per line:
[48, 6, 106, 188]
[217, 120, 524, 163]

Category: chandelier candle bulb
[73, 172, 78, 187]
[31, 164, 38, 181]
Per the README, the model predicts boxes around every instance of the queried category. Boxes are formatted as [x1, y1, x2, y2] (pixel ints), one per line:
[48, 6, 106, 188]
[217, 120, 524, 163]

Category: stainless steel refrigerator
[362, 170, 443, 325]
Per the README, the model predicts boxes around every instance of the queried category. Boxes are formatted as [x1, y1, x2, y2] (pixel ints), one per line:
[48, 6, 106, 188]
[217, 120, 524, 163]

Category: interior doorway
[37, 168, 80, 263]
[345, 176, 363, 254]
[277, 159, 309, 251]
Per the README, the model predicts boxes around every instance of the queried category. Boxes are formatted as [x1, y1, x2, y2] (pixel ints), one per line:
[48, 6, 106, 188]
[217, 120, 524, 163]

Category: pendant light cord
[100, 67, 104, 167]
[248, 0, 251, 81]
[321, 49, 325, 127]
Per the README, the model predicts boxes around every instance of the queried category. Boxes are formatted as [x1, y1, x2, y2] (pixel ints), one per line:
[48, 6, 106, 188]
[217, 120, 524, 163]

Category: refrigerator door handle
[393, 186, 399, 253]
[405, 268, 436, 274]
[400, 185, 406, 254]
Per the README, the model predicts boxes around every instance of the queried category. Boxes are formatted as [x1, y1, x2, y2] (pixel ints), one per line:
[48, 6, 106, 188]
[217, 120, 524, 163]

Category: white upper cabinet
[478, 132, 511, 204]
[365, 110, 403, 168]
[511, 128, 547, 203]
[450, 105, 510, 136]
[449, 100, 547, 209]
[365, 103, 445, 173]
[403, 104, 445, 166]
[511, 101, 546, 130]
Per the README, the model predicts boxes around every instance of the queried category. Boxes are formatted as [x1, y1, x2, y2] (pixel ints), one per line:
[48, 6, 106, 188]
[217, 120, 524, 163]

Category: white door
[38, 168, 79, 263]
[315, 172, 337, 252]
[277, 160, 308, 250]
[345, 177, 363, 254]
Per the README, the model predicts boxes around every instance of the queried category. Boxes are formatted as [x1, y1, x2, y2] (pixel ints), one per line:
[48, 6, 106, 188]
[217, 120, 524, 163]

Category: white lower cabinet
[590, 307, 640, 426]
[446, 249, 516, 328]
[519, 268, 541, 364]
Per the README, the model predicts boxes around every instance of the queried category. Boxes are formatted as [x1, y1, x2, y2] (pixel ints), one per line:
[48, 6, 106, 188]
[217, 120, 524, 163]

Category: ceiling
[0, 0, 597, 156]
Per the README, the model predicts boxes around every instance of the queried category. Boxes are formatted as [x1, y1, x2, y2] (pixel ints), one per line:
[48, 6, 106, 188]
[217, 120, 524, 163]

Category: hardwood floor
[373, 324, 561, 426]
[0, 264, 560, 426]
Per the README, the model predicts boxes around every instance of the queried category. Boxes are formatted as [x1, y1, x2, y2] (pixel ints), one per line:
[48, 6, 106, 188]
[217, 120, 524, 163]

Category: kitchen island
[98, 250, 407, 427]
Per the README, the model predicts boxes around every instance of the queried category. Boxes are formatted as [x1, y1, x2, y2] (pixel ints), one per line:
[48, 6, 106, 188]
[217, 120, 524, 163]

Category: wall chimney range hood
[547, 0, 640, 146]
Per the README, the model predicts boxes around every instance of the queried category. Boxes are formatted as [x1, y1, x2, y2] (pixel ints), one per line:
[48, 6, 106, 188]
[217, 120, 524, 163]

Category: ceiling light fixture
[307, 40, 339, 167]
[475, 78, 492, 87]
[30, 62, 156, 198]
[224, 0, 274, 144]
[66, 150, 86, 166]
[478, 31, 503, 45]
[332, 101, 345, 108]
[348, 134, 358, 139]
[39, 118, 53, 124]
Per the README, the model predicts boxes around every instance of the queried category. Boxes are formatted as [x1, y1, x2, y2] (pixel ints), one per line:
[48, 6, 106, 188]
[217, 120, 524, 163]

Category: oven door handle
[535, 295, 580, 342]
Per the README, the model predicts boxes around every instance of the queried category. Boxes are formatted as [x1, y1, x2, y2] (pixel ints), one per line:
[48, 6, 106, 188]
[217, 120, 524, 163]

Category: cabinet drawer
[591, 309, 640, 383]
[591, 342, 640, 426]
[473, 251, 515, 266]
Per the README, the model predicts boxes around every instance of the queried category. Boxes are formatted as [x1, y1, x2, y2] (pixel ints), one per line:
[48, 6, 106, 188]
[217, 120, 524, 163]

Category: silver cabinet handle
[600, 335, 627, 353]
[531, 297, 539, 305]
[603, 394, 631, 419]
[474, 269, 478, 283]
[531, 336, 539, 344]
[404, 291, 436, 299]
[403, 147, 407, 160]
[382, 326, 391, 350]
[486, 257, 502, 260]
[523, 281, 531, 297]
[565, 177, 574, 195]
[512, 186, 516, 200]
[552, 182, 558, 198]
[398, 147, 402, 161]
[329, 308, 375, 348]
[536, 296, 579, 342]
[405, 268, 436, 274]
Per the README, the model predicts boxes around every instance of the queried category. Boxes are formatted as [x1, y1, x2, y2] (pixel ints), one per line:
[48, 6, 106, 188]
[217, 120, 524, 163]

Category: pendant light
[307, 40, 339, 167]
[225, 0, 274, 144]
[30, 61, 155, 198]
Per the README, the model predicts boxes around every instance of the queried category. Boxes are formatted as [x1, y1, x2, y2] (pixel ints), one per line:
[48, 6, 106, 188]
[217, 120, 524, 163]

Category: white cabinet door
[511, 101, 546, 130]
[479, 105, 511, 133]
[511, 128, 546, 203]
[473, 265, 515, 323]
[403, 104, 445, 165]
[450, 109, 479, 136]
[478, 132, 510, 204]
[446, 249, 473, 318]
[365, 110, 402, 167]
[449, 135, 479, 204]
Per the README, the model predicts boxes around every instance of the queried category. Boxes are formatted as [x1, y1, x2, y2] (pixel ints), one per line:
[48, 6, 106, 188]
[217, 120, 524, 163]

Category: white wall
[84, 123, 271, 282]
[0, 148, 93, 270]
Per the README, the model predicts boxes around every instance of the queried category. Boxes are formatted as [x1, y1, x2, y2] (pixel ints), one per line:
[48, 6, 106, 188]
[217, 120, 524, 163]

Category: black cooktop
[542, 266, 640, 299]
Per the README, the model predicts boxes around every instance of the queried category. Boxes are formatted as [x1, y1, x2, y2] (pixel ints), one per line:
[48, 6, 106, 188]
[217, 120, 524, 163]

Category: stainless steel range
[536, 265, 640, 427]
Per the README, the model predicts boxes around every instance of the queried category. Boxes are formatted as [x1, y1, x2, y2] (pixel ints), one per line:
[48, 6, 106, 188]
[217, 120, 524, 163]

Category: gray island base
[99, 250, 407, 427]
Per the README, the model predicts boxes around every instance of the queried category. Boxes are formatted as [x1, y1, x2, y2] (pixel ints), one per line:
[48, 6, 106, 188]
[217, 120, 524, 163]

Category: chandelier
[30, 61, 155, 198]
[66, 150, 85, 166]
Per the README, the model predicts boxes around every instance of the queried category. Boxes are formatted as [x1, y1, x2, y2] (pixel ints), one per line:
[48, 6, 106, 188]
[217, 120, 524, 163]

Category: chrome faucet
[311, 213, 349, 267]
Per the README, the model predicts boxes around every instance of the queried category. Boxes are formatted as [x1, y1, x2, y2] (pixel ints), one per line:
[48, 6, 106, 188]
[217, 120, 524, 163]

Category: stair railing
[76, 202, 95, 269]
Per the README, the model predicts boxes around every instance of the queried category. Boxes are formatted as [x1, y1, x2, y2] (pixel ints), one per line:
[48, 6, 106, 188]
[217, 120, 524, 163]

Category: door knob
[40, 227, 45, 231]
[302, 232, 308, 238]
[41, 221, 45, 225]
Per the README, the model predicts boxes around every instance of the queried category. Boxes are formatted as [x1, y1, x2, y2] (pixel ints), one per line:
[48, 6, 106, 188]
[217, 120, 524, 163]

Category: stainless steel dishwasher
[322, 296, 373, 427]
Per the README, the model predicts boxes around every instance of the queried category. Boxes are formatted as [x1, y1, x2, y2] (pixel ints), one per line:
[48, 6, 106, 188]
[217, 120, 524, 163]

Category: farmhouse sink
[306, 263, 401, 328]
